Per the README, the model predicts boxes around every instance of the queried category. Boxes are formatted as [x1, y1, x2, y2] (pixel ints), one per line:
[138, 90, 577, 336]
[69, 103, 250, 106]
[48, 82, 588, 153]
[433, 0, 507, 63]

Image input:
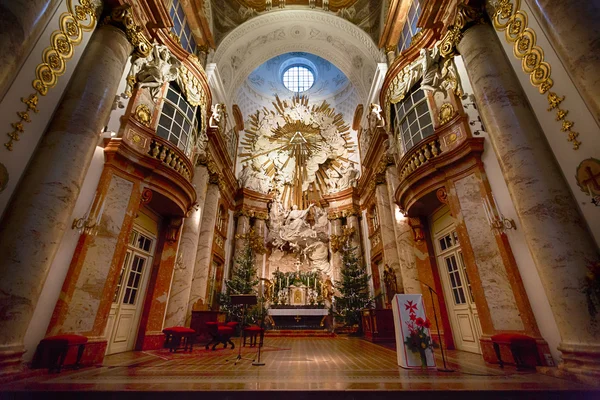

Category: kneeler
[205, 321, 238, 350]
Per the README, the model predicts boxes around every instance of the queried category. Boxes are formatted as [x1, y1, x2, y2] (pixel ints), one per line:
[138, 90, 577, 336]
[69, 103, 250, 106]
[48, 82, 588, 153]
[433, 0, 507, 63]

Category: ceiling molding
[212, 10, 384, 102]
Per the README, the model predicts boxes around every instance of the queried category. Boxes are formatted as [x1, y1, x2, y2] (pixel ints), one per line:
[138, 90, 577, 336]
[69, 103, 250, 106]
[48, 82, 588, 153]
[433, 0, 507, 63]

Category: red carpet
[265, 329, 336, 338]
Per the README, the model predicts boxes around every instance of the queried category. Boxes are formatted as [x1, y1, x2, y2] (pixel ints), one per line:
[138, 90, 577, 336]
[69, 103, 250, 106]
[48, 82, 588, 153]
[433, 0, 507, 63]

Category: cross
[582, 165, 600, 193]
[295, 315, 302, 322]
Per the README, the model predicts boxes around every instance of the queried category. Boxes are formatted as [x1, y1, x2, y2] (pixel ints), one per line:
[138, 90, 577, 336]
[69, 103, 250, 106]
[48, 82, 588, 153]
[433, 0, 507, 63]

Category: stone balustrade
[148, 137, 192, 182]
[398, 137, 442, 180]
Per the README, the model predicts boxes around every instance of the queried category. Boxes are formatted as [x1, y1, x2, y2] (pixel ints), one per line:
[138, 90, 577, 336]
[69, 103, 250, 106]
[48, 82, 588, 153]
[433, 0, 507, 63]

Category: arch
[212, 10, 384, 101]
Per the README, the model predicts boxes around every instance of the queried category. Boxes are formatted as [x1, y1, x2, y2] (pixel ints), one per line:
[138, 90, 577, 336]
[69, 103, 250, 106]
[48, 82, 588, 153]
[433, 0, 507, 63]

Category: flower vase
[418, 348, 428, 369]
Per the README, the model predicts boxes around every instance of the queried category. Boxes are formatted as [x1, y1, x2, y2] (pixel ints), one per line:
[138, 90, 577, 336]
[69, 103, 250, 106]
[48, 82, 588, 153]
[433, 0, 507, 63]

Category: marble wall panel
[61, 175, 134, 333]
[453, 174, 523, 331]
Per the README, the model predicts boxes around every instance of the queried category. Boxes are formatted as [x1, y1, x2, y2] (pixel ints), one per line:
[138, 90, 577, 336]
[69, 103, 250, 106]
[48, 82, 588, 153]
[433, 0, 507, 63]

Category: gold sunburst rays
[239, 94, 356, 208]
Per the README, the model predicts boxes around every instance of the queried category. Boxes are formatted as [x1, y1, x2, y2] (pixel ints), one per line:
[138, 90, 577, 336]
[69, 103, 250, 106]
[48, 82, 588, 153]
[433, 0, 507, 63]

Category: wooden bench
[162, 327, 196, 352]
[491, 333, 541, 370]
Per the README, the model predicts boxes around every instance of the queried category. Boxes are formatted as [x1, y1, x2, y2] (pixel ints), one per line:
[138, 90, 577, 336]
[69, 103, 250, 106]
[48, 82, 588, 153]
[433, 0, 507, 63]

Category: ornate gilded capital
[103, 4, 151, 57]
[235, 227, 267, 254]
[439, 4, 486, 58]
[235, 207, 269, 220]
[330, 226, 356, 253]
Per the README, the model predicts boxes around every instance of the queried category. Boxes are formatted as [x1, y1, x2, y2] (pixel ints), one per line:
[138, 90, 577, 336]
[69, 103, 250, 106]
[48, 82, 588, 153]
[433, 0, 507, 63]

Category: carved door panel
[106, 228, 155, 355]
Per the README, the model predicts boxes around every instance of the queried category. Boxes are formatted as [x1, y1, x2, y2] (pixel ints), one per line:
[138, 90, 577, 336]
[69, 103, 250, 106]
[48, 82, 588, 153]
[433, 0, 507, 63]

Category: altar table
[268, 308, 329, 329]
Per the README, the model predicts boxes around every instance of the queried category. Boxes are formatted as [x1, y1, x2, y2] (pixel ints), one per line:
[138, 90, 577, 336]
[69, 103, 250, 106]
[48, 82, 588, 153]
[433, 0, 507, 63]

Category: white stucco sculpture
[238, 163, 272, 194]
[127, 43, 181, 100]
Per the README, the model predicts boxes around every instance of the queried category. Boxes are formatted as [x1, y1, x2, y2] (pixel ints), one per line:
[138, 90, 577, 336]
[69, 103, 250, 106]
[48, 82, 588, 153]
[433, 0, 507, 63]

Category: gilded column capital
[102, 4, 151, 57]
[234, 207, 269, 220]
[439, 4, 486, 58]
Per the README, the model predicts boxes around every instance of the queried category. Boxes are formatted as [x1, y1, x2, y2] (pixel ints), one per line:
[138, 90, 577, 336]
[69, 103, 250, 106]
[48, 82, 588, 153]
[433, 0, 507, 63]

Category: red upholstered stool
[205, 322, 237, 350]
[162, 327, 196, 352]
[243, 325, 264, 347]
[32, 334, 88, 373]
[491, 333, 541, 370]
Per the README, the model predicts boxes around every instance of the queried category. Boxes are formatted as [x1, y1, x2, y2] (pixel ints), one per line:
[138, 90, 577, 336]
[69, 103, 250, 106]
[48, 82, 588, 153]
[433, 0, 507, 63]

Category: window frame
[398, 0, 422, 53]
[157, 83, 199, 155]
[282, 65, 315, 93]
[391, 84, 434, 154]
[169, 0, 197, 54]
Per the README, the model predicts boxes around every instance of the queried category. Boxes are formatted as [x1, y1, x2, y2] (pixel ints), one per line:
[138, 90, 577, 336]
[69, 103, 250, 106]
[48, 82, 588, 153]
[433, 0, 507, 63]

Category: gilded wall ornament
[103, 4, 151, 57]
[4, 0, 98, 151]
[439, 103, 456, 125]
[330, 226, 356, 253]
[134, 104, 152, 127]
[439, 4, 485, 58]
[492, 0, 581, 150]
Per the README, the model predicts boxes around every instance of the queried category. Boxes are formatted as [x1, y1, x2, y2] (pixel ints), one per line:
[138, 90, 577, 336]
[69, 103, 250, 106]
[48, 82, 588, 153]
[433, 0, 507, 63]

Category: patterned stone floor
[1, 337, 596, 397]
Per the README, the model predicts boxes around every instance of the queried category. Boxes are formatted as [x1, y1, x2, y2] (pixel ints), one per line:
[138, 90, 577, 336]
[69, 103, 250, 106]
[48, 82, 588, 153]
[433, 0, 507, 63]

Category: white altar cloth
[268, 309, 329, 316]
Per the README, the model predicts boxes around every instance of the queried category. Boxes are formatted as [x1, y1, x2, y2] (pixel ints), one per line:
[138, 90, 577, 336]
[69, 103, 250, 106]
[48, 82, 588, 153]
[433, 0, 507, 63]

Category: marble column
[346, 214, 362, 262]
[0, 0, 62, 99]
[374, 183, 404, 292]
[329, 218, 343, 283]
[164, 165, 209, 327]
[0, 23, 132, 371]
[520, 0, 600, 124]
[234, 214, 251, 253]
[385, 167, 420, 294]
[186, 182, 220, 323]
[458, 22, 600, 382]
[253, 218, 267, 280]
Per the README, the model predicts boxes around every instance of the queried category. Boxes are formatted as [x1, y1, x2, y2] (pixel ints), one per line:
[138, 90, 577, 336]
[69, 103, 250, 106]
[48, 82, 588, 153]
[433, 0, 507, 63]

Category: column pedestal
[458, 21, 600, 384]
[0, 23, 133, 372]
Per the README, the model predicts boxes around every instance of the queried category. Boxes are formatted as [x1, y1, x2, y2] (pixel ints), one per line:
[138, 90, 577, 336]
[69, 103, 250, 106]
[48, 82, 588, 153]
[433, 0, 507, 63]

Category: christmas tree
[333, 234, 373, 331]
[218, 228, 264, 324]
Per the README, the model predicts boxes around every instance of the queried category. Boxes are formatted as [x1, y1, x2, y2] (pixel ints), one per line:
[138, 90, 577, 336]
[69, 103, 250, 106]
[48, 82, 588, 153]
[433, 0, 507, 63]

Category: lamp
[482, 194, 516, 234]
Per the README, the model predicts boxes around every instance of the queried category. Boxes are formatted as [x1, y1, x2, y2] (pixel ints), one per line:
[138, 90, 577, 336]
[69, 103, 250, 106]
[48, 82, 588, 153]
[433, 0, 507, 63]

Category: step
[265, 330, 336, 338]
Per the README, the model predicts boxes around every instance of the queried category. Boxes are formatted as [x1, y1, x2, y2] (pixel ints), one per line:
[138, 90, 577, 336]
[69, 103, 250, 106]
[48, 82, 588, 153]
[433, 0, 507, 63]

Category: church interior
[0, 0, 599, 398]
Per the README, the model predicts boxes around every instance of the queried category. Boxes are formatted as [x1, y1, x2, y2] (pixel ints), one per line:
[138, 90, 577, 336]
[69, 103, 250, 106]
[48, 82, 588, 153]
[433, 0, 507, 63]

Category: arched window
[157, 83, 199, 155]
[391, 83, 433, 154]
[169, 0, 197, 54]
[216, 206, 225, 232]
[398, 0, 422, 52]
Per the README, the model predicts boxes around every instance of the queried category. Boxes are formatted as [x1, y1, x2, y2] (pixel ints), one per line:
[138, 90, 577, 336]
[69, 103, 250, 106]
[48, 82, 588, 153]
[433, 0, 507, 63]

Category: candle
[482, 198, 492, 225]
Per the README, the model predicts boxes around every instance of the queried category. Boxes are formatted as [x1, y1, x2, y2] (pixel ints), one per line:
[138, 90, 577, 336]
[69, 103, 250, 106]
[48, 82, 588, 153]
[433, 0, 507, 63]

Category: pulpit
[362, 308, 395, 343]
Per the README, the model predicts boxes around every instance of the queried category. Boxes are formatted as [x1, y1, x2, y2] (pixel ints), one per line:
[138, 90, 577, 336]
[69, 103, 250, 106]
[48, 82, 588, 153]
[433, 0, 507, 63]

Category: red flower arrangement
[403, 301, 434, 367]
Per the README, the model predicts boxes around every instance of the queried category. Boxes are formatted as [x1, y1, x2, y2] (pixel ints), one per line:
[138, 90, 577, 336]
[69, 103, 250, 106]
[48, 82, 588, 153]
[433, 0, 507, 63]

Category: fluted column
[234, 213, 251, 254]
[165, 165, 209, 327]
[457, 21, 600, 383]
[329, 218, 343, 283]
[0, 0, 62, 99]
[521, 0, 600, 124]
[374, 182, 403, 292]
[346, 214, 362, 261]
[253, 218, 267, 280]
[186, 181, 220, 322]
[0, 22, 133, 372]
[385, 166, 420, 294]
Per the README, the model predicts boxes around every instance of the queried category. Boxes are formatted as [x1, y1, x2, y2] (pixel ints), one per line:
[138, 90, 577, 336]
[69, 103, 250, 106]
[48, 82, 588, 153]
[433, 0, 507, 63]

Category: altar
[268, 308, 329, 330]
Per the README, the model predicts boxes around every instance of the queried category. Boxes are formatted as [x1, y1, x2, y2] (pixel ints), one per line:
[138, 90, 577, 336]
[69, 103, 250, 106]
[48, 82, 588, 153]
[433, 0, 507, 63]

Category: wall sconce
[482, 194, 516, 234]
[72, 196, 105, 236]
[72, 214, 98, 236]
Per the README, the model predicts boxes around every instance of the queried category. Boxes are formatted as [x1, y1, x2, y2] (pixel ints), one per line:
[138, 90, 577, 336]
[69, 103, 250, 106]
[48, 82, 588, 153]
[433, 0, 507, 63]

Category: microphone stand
[418, 279, 453, 372]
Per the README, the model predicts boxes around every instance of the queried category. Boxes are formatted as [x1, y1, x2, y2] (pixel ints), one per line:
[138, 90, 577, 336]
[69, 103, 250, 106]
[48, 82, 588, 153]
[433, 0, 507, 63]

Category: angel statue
[127, 42, 181, 100]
